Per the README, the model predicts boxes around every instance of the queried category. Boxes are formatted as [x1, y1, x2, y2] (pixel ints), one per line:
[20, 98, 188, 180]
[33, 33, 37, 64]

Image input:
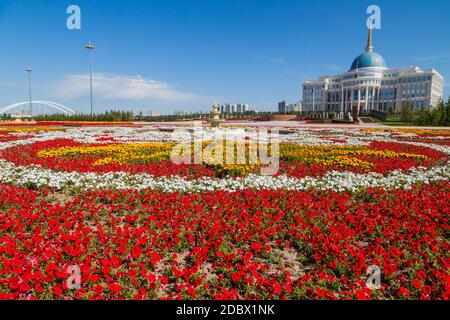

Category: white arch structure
[0, 101, 77, 116]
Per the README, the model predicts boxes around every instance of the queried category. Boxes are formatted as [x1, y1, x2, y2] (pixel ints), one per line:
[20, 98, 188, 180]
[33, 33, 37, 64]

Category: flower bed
[0, 129, 447, 180]
[0, 182, 449, 300]
[0, 125, 449, 300]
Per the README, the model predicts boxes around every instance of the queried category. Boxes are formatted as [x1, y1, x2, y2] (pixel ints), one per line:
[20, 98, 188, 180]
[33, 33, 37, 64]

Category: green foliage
[446, 97, 450, 125]
[400, 103, 414, 123]
[432, 100, 447, 126]
[33, 110, 134, 122]
[412, 99, 449, 127]
[415, 106, 433, 126]
[372, 98, 450, 127]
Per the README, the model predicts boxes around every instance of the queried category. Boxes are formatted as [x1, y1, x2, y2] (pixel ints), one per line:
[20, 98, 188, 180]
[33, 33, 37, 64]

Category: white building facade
[278, 100, 302, 113]
[302, 29, 444, 115]
[289, 101, 302, 112]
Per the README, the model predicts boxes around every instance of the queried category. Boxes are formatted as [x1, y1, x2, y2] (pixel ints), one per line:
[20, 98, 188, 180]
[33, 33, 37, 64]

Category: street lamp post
[85, 41, 95, 116]
[26, 68, 33, 117]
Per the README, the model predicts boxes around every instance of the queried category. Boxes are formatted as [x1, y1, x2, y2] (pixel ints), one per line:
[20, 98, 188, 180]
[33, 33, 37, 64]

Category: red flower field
[1, 138, 447, 178]
[0, 125, 449, 300]
[0, 182, 449, 300]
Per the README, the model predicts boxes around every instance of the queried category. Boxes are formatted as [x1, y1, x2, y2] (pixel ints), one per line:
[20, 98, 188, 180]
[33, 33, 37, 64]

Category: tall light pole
[26, 68, 33, 117]
[85, 41, 95, 116]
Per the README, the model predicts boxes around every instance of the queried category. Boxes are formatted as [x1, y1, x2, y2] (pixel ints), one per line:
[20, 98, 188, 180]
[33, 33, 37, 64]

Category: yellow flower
[0, 126, 65, 133]
[38, 142, 174, 166]
[37, 140, 428, 174]
[279, 144, 427, 169]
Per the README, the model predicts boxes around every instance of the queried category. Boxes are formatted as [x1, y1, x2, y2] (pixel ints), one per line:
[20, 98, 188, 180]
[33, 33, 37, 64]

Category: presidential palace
[302, 28, 444, 115]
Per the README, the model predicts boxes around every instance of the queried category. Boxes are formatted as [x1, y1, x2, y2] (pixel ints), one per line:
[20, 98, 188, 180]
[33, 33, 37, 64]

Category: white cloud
[56, 73, 198, 102]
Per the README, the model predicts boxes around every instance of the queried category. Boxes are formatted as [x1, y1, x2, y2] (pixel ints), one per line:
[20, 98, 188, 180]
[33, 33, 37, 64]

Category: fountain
[209, 101, 224, 128]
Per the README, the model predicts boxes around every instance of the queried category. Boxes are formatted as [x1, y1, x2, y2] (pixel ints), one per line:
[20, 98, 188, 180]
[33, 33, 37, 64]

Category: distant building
[288, 101, 302, 112]
[174, 109, 185, 116]
[219, 103, 250, 114]
[148, 110, 161, 117]
[278, 100, 289, 113]
[302, 27, 444, 115]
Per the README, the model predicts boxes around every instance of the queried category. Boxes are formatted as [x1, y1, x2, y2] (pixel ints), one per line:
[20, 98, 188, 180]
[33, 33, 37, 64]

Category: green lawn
[369, 117, 411, 126]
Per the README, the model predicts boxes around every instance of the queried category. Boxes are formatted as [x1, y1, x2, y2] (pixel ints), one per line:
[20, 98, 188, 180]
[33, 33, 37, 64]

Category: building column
[365, 86, 369, 113]
[371, 87, 376, 112]
[375, 87, 378, 111]
[377, 88, 381, 111]
[342, 89, 346, 113]
[370, 87, 374, 111]
[346, 89, 349, 114]
[347, 89, 350, 113]
[312, 88, 315, 112]
[357, 88, 361, 115]
[369, 87, 373, 112]
[350, 88, 354, 115]
[348, 89, 351, 114]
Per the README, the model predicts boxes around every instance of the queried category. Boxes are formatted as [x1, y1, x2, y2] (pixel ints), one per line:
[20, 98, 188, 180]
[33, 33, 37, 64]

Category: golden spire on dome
[366, 26, 374, 52]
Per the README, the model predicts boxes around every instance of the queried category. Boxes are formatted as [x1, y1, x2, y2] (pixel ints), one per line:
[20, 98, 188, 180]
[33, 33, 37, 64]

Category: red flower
[251, 242, 263, 252]
[231, 272, 241, 282]
[413, 278, 422, 290]
[315, 288, 326, 298]
[187, 287, 196, 299]
[93, 285, 104, 296]
[109, 283, 122, 295]
[423, 285, 432, 296]
[355, 289, 371, 300]
[273, 282, 283, 295]
[397, 287, 410, 296]
[159, 276, 169, 285]
[417, 270, 427, 280]
[53, 285, 63, 297]
[443, 291, 450, 300]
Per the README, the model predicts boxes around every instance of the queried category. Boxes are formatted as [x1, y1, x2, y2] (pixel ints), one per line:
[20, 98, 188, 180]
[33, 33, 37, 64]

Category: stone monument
[209, 101, 224, 128]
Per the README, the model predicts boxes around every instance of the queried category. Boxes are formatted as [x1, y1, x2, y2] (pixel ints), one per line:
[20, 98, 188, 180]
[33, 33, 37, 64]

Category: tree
[415, 106, 432, 126]
[33, 110, 135, 122]
[445, 96, 450, 126]
[431, 99, 446, 126]
[400, 103, 414, 123]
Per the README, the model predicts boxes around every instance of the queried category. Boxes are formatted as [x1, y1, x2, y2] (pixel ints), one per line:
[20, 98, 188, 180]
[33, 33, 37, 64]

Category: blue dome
[350, 51, 386, 71]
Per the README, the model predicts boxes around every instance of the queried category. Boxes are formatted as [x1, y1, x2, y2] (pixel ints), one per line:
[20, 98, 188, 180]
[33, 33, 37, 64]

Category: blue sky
[0, 0, 449, 114]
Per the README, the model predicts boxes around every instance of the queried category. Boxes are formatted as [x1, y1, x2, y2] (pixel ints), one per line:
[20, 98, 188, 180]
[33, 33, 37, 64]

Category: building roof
[350, 28, 387, 71]
[350, 51, 387, 70]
